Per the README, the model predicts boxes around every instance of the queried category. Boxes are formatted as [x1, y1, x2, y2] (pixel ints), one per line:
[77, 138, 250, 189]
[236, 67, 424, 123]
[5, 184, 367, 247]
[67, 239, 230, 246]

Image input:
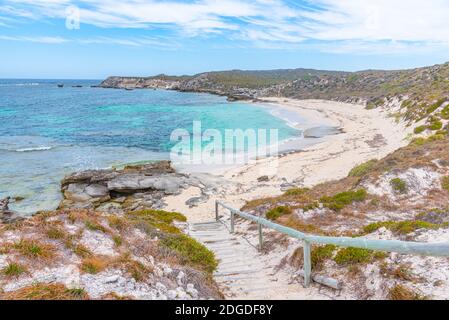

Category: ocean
[0, 79, 303, 215]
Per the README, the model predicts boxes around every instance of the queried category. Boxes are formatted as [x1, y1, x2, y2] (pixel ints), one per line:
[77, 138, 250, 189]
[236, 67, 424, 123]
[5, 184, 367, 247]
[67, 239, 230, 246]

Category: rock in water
[0, 197, 9, 212]
[0, 197, 22, 223]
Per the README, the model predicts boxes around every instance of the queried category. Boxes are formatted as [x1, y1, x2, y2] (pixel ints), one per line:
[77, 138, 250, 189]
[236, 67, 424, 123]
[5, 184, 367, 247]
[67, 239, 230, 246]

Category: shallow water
[0, 79, 304, 215]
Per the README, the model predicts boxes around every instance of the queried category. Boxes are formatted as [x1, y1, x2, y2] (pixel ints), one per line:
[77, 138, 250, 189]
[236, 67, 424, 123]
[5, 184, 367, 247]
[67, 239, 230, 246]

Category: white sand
[164, 98, 412, 222]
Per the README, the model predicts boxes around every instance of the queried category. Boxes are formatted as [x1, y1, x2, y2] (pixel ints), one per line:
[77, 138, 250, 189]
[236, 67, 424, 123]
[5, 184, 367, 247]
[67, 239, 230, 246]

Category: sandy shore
[164, 98, 412, 222]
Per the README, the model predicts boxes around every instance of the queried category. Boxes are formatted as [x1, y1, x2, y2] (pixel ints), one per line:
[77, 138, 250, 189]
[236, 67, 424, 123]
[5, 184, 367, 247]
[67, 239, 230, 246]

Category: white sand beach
[164, 98, 413, 222]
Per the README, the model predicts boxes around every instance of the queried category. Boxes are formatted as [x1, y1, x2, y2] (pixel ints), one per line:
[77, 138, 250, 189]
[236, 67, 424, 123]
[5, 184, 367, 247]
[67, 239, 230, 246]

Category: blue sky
[1, 0, 449, 79]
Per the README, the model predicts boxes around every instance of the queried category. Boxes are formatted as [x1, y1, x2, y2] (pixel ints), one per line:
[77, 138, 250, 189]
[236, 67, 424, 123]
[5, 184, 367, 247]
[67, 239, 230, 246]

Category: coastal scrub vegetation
[319, 189, 367, 211]
[389, 178, 408, 194]
[388, 285, 426, 300]
[311, 244, 336, 269]
[125, 209, 217, 274]
[441, 176, 449, 191]
[266, 206, 292, 220]
[0, 283, 89, 300]
[161, 234, 217, 274]
[1, 262, 28, 278]
[14, 239, 55, 261]
[362, 220, 446, 235]
[348, 160, 378, 177]
[333, 247, 374, 265]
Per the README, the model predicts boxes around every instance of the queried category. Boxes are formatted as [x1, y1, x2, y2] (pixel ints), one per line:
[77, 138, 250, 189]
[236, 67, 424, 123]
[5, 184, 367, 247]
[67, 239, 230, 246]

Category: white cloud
[0, 35, 68, 43]
[2, 0, 449, 54]
[302, 0, 449, 43]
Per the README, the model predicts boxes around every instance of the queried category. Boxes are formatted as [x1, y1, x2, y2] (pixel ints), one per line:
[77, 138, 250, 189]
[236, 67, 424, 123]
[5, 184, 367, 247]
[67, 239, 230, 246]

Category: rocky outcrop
[0, 197, 22, 223]
[60, 161, 185, 211]
[60, 161, 237, 213]
[99, 76, 181, 90]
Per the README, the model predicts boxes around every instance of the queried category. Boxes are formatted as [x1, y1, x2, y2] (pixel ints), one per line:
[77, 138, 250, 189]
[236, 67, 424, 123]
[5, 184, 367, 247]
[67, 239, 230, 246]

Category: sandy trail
[163, 98, 411, 299]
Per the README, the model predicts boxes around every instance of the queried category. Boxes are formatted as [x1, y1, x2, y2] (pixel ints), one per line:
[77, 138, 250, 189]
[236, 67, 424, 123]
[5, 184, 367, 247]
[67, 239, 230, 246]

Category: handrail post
[258, 223, 263, 251]
[230, 210, 235, 233]
[215, 201, 219, 221]
[303, 241, 312, 288]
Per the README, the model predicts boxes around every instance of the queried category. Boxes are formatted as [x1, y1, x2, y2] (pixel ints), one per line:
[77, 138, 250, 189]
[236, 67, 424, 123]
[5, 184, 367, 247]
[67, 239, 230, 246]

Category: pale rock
[176, 287, 187, 299]
[156, 282, 167, 292]
[104, 275, 120, 284]
[167, 290, 177, 299]
[163, 266, 173, 276]
[176, 270, 185, 286]
[186, 283, 198, 298]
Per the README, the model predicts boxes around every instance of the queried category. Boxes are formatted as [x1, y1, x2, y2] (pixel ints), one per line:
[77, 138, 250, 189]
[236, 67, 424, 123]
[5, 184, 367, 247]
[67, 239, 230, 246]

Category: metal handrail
[215, 200, 449, 288]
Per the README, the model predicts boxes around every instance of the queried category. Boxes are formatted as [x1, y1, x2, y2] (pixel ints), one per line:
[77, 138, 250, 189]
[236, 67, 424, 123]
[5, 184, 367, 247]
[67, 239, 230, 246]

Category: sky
[1, 0, 449, 79]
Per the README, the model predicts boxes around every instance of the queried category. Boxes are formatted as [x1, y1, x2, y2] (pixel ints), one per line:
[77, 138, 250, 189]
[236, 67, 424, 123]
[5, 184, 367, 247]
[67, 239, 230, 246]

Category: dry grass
[107, 215, 130, 232]
[80, 256, 109, 274]
[73, 244, 94, 258]
[14, 239, 56, 261]
[388, 284, 426, 300]
[280, 215, 331, 236]
[84, 219, 109, 233]
[1, 262, 28, 278]
[101, 292, 133, 300]
[0, 283, 89, 300]
[112, 253, 152, 282]
[45, 225, 66, 240]
[380, 262, 419, 282]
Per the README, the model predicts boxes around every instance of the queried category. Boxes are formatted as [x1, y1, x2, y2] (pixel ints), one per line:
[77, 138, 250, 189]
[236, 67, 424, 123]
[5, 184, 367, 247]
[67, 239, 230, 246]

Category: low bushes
[161, 234, 217, 273]
[390, 178, 408, 194]
[320, 189, 367, 211]
[348, 160, 378, 177]
[362, 220, 444, 235]
[0, 283, 89, 300]
[334, 247, 374, 265]
[266, 206, 292, 220]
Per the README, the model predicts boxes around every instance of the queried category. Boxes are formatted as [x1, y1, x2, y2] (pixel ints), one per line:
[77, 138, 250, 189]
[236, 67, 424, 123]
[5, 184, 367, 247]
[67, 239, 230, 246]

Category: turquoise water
[0, 79, 300, 214]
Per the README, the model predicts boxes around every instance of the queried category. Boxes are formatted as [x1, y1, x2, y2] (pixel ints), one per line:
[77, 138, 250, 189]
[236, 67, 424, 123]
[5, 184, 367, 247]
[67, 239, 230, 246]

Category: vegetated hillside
[0, 162, 221, 300]
[100, 62, 449, 124]
[0, 207, 221, 300]
[242, 131, 449, 300]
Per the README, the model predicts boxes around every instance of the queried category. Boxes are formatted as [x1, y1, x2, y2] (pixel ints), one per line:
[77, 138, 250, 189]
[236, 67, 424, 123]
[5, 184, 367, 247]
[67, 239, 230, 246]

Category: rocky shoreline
[0, 161, 224, 300]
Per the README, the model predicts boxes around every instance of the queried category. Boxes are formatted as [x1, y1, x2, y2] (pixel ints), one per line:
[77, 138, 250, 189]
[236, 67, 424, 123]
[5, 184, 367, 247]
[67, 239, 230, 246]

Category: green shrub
[302, 201, 320, 212]
[441, 176, 449, 190]
[348, 160, 378, 177]
[284, 188, 309, 196]
[161, 234, 217, 273]
[334, 247, 373, 265]
[390, 178, 408, 194]
[428, 133, 446, 142]
[414, 125, 427, 134]
[411, 137, 426, 146]
[362, 220, 442, 235]
[428, 120, 443, 131]
[320, 189, 367, 211]
[112, 235, 122, 247]
[311, 245, 336, 269]
[126, 209, 187, 235]
[1, 262, 27, 277]
[441, 105, 449, 119]
[266, 206, 292, 220]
